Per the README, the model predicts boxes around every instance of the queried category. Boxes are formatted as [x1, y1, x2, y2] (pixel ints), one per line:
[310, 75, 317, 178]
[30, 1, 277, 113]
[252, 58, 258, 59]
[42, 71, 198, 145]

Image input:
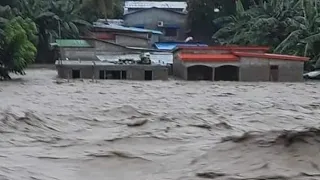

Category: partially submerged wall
[239, 57, 270, 81]
[173, 54, 305, 82]
[270, 59, 304, 82]
[56, 61, 168, 81]
[239, 57, 304, 82]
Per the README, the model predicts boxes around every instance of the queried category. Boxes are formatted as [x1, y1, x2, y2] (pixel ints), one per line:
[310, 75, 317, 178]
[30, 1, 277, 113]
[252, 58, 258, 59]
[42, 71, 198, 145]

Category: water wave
[1, 69, 320, 180]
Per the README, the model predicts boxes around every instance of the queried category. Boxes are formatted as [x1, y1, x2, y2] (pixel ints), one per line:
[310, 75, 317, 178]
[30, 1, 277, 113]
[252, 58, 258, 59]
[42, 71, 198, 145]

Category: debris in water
[127, 119, 148, 127]
[190, 124, 212, 130]
[86, 150, 150, 161]
[221, 132, 254, 143]
[196, 172, 225, 179]
[215, 121, 233, 129]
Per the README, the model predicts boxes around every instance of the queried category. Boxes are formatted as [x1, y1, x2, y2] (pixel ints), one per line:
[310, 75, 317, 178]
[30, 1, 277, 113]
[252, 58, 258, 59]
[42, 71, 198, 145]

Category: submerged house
[55, 60, 168, 81]
[173, 46, 308, 82]
[123, 1, 188, 42]
[52, 39, 169, 80]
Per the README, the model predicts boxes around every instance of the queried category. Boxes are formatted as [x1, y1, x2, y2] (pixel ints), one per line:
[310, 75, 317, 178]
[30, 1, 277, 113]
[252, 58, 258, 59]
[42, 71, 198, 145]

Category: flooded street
[1, 69, 320, 180]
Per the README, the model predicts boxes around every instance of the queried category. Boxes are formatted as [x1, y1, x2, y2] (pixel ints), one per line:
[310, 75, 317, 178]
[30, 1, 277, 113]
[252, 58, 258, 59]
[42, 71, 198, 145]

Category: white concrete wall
[115, 35, 149, 47]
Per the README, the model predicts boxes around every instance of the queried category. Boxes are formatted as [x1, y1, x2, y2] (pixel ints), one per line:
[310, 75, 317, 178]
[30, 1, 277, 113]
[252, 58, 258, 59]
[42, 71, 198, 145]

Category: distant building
[124, 1, 187, 14]
[123, 1, 188, 42]
[51, 39, 166, 62]
[173, 46, 308, 82]
[90, 22, 163, 47]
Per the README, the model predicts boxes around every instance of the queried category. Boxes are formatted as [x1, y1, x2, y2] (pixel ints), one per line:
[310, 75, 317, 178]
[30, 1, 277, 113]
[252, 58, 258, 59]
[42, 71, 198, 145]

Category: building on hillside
[51, 39, 166, 62]
[124, 1, 187, 15]
[123, 6, 188, 42]
[173, 46, 308, 82]
[90, 22, 163, 47]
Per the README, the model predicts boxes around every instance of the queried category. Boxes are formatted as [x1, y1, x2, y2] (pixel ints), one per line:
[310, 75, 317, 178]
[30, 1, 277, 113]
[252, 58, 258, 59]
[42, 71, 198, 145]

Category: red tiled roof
[174, 45, 270, 52]
[178, 53, 239, 62]
[232, 52, 309, 62]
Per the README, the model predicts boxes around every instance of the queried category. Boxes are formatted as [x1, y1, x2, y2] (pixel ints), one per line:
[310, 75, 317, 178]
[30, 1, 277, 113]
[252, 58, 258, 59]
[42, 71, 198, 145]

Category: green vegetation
[187, 0, 320, 70]
[0, 0, 121, 79]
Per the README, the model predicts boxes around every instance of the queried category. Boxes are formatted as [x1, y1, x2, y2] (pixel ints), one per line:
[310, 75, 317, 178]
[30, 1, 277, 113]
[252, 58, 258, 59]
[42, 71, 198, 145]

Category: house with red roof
[172, 46, 308, 82]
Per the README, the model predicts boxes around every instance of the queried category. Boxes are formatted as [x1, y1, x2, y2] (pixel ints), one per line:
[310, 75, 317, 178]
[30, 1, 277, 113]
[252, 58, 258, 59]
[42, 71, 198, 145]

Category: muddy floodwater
[1, 69, 320, 180]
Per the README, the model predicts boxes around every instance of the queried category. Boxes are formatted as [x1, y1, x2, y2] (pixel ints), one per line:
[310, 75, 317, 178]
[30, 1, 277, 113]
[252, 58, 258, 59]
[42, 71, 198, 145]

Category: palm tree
[274, 0, 320, 57]
[17, 0, 90, 63]
[212, 0, 256, 45]
[80, 0, 123, 21]
[49, 0, 91, 38]
[0, 5, 37, 79]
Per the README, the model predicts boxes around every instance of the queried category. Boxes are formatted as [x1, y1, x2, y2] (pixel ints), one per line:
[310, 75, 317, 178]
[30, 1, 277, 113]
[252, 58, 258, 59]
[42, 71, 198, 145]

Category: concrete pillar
[212, 67, 215, 81]
[183, 66, 188, 80]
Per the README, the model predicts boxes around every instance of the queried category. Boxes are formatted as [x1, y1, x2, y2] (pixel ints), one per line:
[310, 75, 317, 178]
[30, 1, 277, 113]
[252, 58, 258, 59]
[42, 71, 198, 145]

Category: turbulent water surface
[1, 69, 320, 180]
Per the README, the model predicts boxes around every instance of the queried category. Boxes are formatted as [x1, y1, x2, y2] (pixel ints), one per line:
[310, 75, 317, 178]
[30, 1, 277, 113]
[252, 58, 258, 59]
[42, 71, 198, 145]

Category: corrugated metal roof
[96, 52, 173, 64]
[55, 39, 92, 47]
[93, 22, 163, 35]
[154, 42, 208, 50]
[178, 54, 239, 62]
[125, 1, 187, 9]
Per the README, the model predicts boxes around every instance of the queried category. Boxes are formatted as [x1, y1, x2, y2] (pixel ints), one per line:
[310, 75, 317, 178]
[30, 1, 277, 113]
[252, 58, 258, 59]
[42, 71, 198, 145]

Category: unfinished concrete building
[173, 46, 308, 82]
[52, 39, 169, 81]
[56, 60, 168, 81]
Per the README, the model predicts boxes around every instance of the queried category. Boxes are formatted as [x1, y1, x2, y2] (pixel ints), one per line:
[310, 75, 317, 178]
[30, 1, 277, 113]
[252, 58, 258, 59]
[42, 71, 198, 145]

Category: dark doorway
[99, 70, 105, 79]
[214, 65, 239, 81]
[106, 71, 121, 79]
[72, 70, 80, 79]
[121, 71, 127, 79]
[269, 65, 279, 81]
[164, 28, 178, 37]
[145, 71, 153, 80]
[187, 65, 213, 81]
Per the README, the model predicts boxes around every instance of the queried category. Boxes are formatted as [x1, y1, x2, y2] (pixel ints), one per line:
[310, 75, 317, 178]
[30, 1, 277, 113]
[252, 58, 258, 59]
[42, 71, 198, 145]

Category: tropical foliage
[0, 6, 37, 80]
[0, 0, 122, 79]
[186, 0, 254, 43]
[2, 0, 320, 79]
[187, 0, 320, 70]
[188, 0, 319, 70]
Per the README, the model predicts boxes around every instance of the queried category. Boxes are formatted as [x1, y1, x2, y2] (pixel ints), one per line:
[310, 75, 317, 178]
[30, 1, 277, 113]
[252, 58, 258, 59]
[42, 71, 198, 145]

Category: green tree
[213, 0, 320, 70]
[80, 0, 123, 22]
[0, 14, 37, 79]
[49, 0, 91, 38]
[18, 0, 90, 63]
[186, 0, 255, 43]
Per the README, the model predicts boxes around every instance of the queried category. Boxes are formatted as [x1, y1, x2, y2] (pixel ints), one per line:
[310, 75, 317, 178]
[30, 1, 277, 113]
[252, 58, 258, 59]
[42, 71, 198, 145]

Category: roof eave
[232, 52, 309, 62]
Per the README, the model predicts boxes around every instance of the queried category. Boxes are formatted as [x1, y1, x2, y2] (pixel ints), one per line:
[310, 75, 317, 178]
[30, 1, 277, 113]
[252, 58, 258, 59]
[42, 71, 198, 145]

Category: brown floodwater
[0, 68, 320, 180]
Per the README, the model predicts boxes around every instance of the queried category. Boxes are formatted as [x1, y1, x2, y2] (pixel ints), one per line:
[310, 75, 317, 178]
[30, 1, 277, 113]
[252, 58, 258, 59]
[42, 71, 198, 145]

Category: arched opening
[214, 65, 239, 81]
[187, 65, 213, 81]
